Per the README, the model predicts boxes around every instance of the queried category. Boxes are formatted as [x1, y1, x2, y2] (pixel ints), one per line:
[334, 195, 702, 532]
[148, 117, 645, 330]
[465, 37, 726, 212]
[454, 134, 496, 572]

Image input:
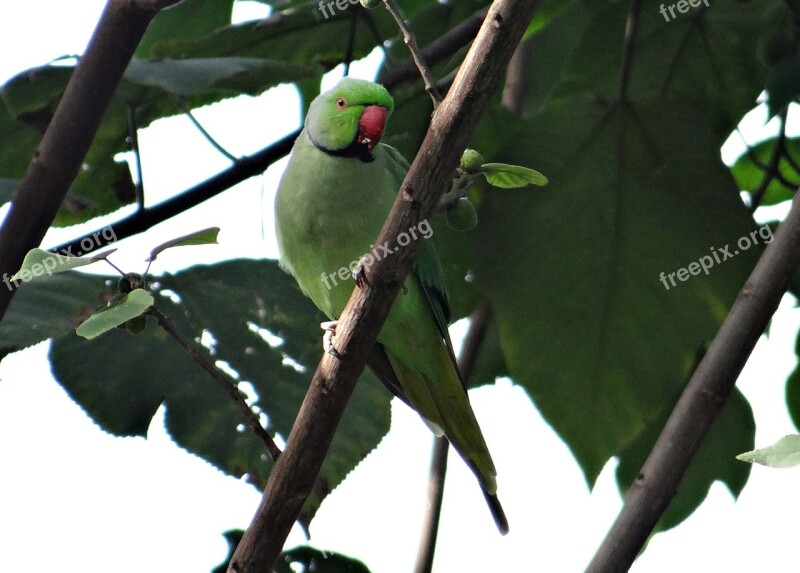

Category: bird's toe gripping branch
[320, 320, 342, 358]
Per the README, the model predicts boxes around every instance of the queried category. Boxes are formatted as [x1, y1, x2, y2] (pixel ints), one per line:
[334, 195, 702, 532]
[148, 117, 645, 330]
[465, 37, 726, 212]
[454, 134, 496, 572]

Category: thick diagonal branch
[586, 190, 800, 572]
[0, 0, 181, 320]
[226, 1, 540, 571]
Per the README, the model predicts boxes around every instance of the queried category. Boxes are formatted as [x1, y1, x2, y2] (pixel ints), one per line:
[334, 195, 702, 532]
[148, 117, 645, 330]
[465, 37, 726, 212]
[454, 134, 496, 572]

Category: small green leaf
[737, 435, 800, 468]
[76, 289, 154, 340]
[481, 162, 548, 188]
[147, 227, 220, 262]
[11, 248, 117, 283]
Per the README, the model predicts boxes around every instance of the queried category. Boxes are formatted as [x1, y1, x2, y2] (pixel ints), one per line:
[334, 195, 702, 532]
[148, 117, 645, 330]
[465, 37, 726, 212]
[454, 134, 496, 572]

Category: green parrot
[275, 77, 507, 534]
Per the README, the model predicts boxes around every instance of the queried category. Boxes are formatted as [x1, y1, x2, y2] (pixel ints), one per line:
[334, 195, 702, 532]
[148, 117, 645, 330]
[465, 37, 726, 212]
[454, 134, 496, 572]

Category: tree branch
[414, 436, 448, 573]
[227, 0, 540, 570]
[0, 0, 182, 320]
[50, 131, 298, 257]
[381, 0, 442, 105]
[148, 306, 281, 461]
[586, 189, 800, 572]
[377, 8, 487, 88]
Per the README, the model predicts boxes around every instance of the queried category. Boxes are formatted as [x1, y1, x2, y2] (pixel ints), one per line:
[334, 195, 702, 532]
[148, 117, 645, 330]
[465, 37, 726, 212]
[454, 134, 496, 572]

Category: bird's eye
[335, 97, 347, 109]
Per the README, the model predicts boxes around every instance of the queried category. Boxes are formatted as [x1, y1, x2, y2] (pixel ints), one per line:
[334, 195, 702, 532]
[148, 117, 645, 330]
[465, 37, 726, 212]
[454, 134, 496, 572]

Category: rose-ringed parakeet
[275, 78, 507, 534]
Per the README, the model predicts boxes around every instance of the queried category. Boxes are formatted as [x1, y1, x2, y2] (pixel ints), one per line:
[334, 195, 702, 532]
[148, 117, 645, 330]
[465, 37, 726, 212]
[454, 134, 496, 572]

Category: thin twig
[227, 0, 539, 569]
[381, 0, 442, 105]
[617, 0, 641, 103]
[782, 141, 800, 179]
[737, 127, 797, 194]
[127, 104, 145, 211]
[362, 8, 394, 67]
[148, 305, 282, 462]
[377, 8, 487, 88]
[750, 110, 788, 211]
[343, 10, 358, 77]
[175, 97, 239, 162]
[414, 436, 448, 573]
[586, 190, 800, 572]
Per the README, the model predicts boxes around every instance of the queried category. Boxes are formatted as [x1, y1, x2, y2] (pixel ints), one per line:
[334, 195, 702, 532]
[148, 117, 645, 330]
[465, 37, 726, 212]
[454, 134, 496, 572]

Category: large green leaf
[124, 57, 311, 98]
[474, 97, 760, 496]
[729, 135, 800, 208]
[136, 0, 236, 59]
[0, 271, 110, 357]
[551, 0, 782, 136]
[1, 66, 134, 225]
[33, 260, 391, 527]
[150, 4, 394, 69]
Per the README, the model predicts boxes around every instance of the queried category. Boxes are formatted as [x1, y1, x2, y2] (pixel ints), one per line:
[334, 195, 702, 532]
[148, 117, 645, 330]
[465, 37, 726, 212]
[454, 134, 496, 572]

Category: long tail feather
[482, 489, 509, 535]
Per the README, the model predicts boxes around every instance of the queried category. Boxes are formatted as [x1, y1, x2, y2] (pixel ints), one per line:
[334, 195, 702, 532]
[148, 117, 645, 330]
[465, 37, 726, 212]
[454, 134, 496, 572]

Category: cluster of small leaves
[442, 148, 547, 231]
[11, 228, 219, 338]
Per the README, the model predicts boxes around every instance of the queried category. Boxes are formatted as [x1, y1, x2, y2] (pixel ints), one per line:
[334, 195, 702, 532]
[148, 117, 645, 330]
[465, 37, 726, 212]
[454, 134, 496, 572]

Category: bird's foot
[320, 320, 341, 358]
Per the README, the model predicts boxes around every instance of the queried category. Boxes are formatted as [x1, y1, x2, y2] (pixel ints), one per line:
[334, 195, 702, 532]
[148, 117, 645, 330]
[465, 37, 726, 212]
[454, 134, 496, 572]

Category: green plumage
[275, 78, 507, 533]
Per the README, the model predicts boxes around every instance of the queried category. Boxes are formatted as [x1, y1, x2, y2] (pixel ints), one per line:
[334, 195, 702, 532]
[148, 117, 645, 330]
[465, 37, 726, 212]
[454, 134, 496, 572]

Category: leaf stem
[147, 305, 281, 462]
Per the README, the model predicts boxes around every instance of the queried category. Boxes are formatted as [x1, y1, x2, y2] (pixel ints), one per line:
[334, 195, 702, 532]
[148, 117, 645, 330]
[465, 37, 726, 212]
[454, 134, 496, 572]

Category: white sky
[2, 2, 800, 572]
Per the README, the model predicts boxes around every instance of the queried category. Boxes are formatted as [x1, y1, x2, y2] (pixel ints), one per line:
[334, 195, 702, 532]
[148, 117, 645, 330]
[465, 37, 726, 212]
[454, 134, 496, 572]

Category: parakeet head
[306, 78, 394, 160]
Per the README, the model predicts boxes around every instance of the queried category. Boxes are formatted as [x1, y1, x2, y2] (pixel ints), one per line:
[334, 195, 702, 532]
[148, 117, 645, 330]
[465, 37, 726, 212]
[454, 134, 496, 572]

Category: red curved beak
[358, 105, 388, 151]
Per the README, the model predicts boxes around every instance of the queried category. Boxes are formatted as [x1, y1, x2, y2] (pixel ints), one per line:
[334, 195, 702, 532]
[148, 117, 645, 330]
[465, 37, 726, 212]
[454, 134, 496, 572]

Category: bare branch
[750, 110, 788, 212]
[617, 0, 642, 103]
[381, 0, 442, 105]
[227, 0, 540, 570]
[586, 190, 800, 572]
[49, 131, 298, 258]
[148, 306, 282, 462]
[0, 0, 182, 320]
[378, 8, 487, 89]
[414, 436, 448, 573]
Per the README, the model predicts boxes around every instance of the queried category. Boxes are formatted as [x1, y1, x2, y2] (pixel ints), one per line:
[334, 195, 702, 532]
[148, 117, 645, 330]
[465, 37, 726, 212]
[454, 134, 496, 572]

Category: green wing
[382, 144, 462, 376]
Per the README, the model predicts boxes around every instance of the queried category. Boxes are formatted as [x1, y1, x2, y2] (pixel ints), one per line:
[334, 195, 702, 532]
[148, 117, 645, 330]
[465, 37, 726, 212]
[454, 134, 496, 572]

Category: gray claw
[320, 320, 341, 358]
